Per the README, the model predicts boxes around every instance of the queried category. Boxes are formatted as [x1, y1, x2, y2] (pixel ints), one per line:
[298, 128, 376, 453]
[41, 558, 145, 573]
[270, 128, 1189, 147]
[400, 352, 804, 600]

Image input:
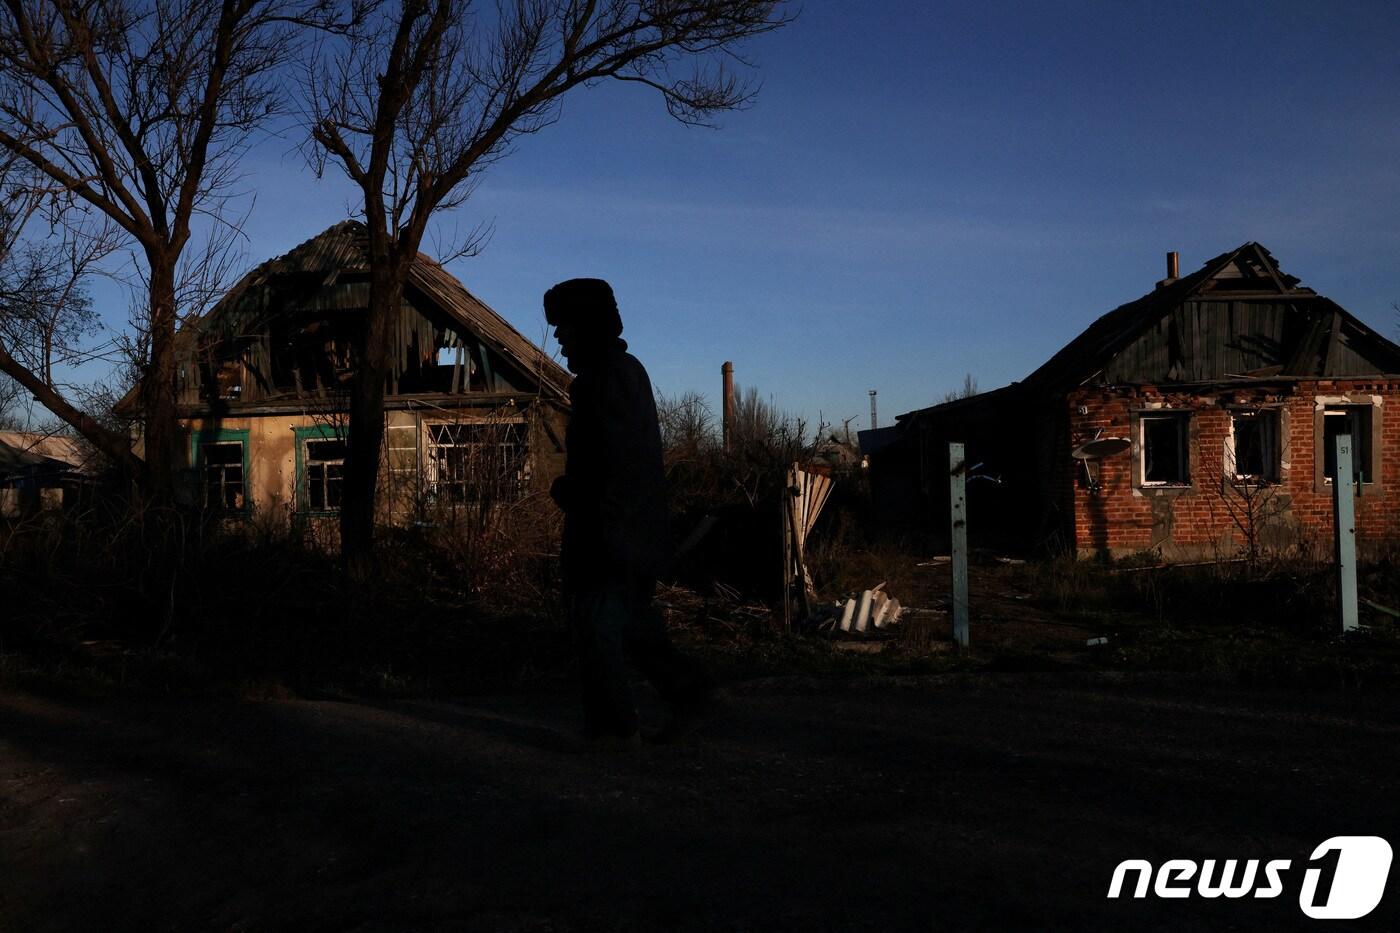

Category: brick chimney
[1157, 250, 1180, 288]
[721, 361, 734, 452]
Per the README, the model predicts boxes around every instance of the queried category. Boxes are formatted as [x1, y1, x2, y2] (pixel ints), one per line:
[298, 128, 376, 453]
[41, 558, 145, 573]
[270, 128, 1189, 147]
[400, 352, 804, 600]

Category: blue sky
[73, 1, 1400, 431]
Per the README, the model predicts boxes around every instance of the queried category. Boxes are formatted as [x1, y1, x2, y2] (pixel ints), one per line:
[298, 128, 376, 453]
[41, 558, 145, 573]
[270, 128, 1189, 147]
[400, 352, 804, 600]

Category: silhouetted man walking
[546, 278, 712, 745]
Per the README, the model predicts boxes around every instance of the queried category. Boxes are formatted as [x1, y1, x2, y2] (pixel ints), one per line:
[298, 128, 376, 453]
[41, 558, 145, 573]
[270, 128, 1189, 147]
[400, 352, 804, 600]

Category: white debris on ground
[820, 582, 904, 635]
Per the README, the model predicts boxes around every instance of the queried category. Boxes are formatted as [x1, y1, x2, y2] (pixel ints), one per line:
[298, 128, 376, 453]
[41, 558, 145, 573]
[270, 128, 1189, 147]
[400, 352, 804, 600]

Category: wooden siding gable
[1030, 243, 1400, 390]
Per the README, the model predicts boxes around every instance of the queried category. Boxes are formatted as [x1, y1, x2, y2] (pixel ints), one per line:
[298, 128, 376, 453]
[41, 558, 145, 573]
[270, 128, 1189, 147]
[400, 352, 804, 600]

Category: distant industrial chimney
[1157, 250, 1180, 288]
[722, 361, 735, 452]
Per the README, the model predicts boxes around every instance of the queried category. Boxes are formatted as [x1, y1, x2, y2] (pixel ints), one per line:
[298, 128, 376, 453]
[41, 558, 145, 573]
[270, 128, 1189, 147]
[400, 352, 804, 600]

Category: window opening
[202, 441, 245, 510]
[305, 438, 346, 511]
[1141, 413, 1190, 486]
[1230, 410, 1279, 482]
[425, 422, 528, 503]
[1323, 406, 1371, 483]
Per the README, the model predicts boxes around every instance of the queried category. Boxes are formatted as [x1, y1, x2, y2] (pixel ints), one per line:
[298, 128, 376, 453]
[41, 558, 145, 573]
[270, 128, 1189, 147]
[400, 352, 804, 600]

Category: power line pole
[950, 441, 969, 648]
[1334, 433, 1359, 633]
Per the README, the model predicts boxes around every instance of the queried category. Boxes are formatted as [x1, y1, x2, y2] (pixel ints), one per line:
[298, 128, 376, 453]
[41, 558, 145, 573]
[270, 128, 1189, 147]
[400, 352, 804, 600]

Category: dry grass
[894, 610, 949, 655]
[0, 494, 570, 696]
[6, 446, 1400, 698]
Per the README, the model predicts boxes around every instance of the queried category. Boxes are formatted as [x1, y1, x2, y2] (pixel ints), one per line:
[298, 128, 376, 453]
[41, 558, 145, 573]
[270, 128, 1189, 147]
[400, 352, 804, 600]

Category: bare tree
[304, 0, 789, 574]
[0, 369, 20, 427]
[657, 389, 715, 458]
[0, 177, 137, 466]
[1204, 435, 1291, 566]
[724, 383, 805, 507]
[0, 228, 105, 387]
[941, 372, 978, 403]
[0, 0, 367, 500]
[730, 384, 801, 451]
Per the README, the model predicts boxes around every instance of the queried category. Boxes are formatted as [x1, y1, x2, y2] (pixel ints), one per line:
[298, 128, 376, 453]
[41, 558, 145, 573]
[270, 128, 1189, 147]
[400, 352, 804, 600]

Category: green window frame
[190, 428, 251, 514]
[294, 424, 348, 514]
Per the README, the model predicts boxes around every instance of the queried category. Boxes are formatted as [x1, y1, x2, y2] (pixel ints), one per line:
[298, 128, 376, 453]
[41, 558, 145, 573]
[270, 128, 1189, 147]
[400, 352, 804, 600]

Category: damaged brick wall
[1064, 380, 1400, 559]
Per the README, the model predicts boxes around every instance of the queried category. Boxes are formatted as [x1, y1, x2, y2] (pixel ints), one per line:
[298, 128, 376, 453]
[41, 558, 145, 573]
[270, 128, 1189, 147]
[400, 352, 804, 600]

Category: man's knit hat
[543, 278, 623, 338]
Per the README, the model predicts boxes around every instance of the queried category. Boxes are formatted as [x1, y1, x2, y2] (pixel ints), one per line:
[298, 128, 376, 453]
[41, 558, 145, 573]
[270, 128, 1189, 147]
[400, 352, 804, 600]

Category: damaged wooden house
[865, 243, 1400, 560]
[119, 221, 570, 526]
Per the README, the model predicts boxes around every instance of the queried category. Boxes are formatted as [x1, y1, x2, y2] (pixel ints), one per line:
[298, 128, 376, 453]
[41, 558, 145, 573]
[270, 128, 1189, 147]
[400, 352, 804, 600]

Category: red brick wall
[1064, 381, 1400, 559]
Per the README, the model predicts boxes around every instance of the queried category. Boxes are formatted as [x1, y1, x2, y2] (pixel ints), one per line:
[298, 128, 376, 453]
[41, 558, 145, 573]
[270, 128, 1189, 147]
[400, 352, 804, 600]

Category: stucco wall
[182, 400, 568, 527]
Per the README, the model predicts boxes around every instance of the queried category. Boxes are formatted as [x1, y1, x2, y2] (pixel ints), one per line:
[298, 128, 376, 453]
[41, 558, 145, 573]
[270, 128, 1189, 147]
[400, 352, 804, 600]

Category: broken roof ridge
[118, 221, 571, 413]
[1018, 241, 1315, 393]
[894, 248, 1255, 422]
[895, 242, 1400, 424]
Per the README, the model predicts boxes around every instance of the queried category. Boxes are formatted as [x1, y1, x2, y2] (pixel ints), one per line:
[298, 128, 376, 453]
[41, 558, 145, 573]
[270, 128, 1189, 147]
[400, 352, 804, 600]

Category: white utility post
[949, 442, 969, 647]
[1333, 434, 1359, 633]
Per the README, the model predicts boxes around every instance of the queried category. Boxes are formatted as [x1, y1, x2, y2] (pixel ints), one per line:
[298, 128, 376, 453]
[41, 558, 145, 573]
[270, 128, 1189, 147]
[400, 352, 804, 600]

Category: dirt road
[1, 675, 1397, 931]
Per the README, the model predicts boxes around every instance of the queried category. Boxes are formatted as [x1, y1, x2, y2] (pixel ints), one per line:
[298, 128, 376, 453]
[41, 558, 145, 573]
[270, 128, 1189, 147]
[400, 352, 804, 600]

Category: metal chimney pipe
[1166, 251, 1179, 281]
[869, 389, 878, 431]
[721, 361, 734, 452]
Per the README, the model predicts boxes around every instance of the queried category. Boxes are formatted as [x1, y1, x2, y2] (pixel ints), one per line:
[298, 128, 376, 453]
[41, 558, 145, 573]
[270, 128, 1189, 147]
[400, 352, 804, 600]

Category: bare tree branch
[301, 0, 790, 573]
[0, 0, 376, 497]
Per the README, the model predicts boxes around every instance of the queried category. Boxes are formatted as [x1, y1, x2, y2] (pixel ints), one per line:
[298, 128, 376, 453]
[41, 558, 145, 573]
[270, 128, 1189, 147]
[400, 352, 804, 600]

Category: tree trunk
[142, 259, 181, 508]
[340, 261, 401, 580]
[0, 341, 142, 475]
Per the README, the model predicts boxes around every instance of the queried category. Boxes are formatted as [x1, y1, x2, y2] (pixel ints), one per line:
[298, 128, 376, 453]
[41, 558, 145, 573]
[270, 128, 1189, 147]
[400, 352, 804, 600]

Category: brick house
[118, 221, 571, 529]
[867, 243, 1400, 559]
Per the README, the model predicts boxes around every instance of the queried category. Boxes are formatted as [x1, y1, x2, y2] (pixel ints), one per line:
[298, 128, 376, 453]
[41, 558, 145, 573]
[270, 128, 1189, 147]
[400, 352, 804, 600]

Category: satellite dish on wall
[1071, 436, 1131, 460]
[1071, 434, 1131, 494]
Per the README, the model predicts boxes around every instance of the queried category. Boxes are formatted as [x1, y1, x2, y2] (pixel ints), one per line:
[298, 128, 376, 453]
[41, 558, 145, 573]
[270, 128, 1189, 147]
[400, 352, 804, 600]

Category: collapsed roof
[120, 221, 571, 411]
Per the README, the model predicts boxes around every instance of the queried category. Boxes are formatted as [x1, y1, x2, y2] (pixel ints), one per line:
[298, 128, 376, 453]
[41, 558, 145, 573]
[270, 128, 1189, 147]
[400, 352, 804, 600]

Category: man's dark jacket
[556, 341, 669, 591]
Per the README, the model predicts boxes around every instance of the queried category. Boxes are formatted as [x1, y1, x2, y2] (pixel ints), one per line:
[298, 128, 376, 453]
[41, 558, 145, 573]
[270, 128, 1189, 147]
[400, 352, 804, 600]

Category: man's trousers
[566, 575, 710, 737]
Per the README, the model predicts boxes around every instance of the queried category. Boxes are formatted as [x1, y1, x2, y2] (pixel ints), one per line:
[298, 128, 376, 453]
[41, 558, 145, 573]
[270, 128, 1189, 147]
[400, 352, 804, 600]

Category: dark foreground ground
[1, 675, 1397, 932]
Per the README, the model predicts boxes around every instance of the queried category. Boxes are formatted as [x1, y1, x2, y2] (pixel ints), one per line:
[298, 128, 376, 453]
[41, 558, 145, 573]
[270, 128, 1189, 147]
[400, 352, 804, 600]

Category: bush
[658, 386, 871, 606]
[0, 489, 572, 695]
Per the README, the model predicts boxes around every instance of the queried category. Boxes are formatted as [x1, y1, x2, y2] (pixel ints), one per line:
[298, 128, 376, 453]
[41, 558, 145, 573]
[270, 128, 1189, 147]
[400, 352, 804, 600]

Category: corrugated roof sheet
[0, 431, 92, 477]
[0, 431, 95, 472]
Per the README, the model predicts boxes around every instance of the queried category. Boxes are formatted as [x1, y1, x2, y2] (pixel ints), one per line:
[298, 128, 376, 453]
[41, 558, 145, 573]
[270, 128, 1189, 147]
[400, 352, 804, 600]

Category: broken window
[1323, 406, 1372, 484]
[213, 361, 243, 400]
[1229, 410, 1279, 482]
[269, 315, 359, 396]
[391, 329, 490, 395]
[202, 441, 245, 510]
[1140, 413, 1190, 486]
[305, 438, 346, 511]
[425, 422, 528, 503]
